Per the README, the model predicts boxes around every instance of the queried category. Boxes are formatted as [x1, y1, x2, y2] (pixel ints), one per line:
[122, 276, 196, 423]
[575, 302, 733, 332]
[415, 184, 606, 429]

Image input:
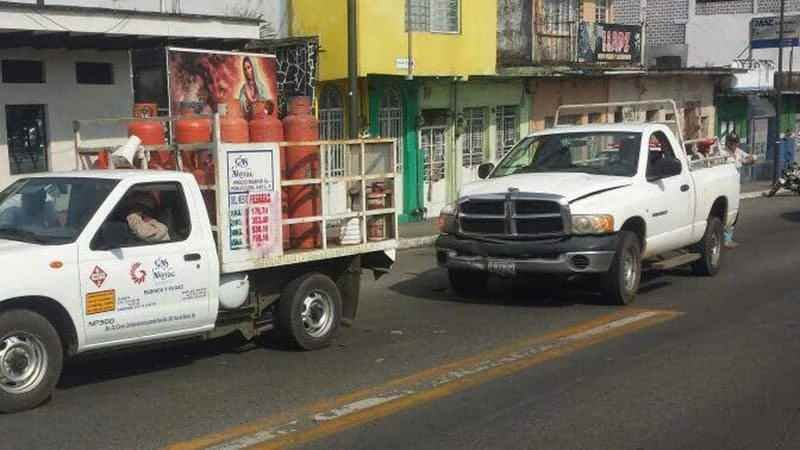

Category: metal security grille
[496, 105, 519, 160]
[319, 86, 346, 177]
[420, 126, 446, 182]
[462, 108, 486, 167]
[379, 89, 404, 172]
[406, 0, 459, 33]
[595, 0, 608, 22]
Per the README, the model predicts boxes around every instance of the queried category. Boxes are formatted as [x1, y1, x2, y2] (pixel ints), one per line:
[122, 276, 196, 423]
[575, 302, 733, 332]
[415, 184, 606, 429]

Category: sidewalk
[397, 218, 438, 250]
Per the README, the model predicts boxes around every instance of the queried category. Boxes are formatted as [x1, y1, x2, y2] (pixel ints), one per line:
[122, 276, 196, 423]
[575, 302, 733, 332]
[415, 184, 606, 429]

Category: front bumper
[436, 233, 618, 275]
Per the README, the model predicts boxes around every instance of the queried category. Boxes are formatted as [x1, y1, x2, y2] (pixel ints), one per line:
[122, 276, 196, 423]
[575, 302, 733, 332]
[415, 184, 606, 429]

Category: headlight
[571, 214, 614, 235]
[437, 202, 458, 233]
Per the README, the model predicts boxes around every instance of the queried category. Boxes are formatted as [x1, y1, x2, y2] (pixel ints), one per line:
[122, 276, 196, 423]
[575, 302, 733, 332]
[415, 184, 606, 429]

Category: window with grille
[420, 126, 446, 182]
[595, 0, 609, 22]
[542, 0, 576, 34]
[495, 106, 519, 160]
[379, 89, 404, 171]
[319, 86, 346, 177]
[462, 108, 486, 167]
[406, 0, 460, 33]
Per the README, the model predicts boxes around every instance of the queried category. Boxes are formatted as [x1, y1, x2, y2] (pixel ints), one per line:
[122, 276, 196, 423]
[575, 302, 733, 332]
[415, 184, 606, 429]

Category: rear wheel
[448, 269, 488, 297]
[276, 273, 342, 350]
[692, 216, 724, 276]
[0, 310, 63, 413]
[602, 231, 641, 305]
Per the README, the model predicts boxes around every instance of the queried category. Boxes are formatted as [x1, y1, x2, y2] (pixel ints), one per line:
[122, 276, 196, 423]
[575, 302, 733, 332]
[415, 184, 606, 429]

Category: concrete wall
[529, 78, 610, 130]
[687, 13, 800, 68]
[609, 75, 717, 138]
[0, 49, 134, 187]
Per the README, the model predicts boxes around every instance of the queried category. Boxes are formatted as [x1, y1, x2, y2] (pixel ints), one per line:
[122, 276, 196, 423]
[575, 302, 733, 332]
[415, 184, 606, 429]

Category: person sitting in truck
[125, 192, 170, 243]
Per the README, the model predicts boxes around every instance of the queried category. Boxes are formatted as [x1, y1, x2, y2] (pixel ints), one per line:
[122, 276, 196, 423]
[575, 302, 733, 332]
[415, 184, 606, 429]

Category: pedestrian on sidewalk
[779, 128, 797, 175]
[721, 132, 755, 249]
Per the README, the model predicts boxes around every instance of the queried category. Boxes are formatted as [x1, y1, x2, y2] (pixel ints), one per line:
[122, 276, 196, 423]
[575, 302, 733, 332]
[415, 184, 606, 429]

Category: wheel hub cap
[0, 334, 47, 394]
[711, 232, 721, 267]
[622, 249, 637, 292]
[301, 292, 334, 339]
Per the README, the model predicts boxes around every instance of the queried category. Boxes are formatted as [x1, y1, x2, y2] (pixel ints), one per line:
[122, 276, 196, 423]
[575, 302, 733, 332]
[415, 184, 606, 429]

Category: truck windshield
[491, 132, 643, 178]
[0, 177, 118, 245]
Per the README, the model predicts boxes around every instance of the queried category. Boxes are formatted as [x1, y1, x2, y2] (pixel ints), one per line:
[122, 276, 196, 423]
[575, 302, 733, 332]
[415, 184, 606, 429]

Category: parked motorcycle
[765, 161, 800, 197]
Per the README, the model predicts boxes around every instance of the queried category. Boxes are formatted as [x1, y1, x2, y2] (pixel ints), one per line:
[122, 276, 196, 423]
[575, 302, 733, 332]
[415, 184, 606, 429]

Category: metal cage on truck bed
[72, 114, 399, 274]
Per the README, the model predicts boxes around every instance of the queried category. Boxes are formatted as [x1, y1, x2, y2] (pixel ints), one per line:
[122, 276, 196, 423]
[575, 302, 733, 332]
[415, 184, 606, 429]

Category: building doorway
[5, 105, 48, 175]
[378, 88, 405, 216]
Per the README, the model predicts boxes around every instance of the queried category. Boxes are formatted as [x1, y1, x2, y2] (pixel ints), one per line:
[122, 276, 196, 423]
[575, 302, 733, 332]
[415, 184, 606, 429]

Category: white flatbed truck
[0, 115, 398, 412]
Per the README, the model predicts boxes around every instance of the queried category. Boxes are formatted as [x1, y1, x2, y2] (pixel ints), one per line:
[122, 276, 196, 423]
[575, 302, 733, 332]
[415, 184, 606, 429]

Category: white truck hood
[460, 173, 632, 202]
[0, 239, 75, 282]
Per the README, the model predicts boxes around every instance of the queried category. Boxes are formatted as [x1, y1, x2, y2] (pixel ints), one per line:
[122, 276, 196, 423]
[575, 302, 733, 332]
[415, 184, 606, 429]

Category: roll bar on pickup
[555, 99, 685, 146]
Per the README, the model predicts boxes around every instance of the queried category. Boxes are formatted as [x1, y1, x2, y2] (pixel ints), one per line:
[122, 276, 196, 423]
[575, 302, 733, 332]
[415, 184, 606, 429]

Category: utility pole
[347, 0, 360, 138]
[774, 0, 786, 184]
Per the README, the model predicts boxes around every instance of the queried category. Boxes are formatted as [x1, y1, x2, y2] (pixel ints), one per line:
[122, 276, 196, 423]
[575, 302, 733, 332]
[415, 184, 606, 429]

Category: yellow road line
[164, 308, 681, 450]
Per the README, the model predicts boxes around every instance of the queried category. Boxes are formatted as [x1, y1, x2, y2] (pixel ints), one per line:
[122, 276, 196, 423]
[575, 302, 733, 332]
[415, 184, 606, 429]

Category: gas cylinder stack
[282, 96, 321, 250]
[124, 95, 376, 251]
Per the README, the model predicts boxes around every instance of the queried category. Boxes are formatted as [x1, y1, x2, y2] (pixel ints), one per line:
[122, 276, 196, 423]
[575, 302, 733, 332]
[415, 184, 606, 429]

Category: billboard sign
[578, 23, 642, 64]
[166, 48, 279, 120]
[750, 15, 800, 49]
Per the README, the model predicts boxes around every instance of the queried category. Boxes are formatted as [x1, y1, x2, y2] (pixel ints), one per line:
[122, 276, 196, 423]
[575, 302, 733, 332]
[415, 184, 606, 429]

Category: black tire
[692, 216, 724, 276]
[602, 231, 641, 306]
[0, 310, 63, 414]
[276, 273, 342, 350]
[448, 269, 488, 297]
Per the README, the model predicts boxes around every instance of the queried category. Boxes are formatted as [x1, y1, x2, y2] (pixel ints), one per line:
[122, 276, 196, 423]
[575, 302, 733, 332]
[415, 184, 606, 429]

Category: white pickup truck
[437, 100, 740, 305]
[0, 116, 398, 413]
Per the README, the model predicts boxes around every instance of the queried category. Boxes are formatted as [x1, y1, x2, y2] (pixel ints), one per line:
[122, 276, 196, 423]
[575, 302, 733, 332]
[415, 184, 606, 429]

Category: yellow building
[291, 0, 500, 221]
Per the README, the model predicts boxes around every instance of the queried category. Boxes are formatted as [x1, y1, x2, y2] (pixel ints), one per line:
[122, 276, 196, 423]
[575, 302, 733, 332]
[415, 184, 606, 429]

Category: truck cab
[436, 101, 739, 306]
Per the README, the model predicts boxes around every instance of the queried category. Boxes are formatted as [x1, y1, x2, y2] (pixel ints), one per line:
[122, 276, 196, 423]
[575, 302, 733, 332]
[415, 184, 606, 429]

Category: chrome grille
[458, 193, 569, 238]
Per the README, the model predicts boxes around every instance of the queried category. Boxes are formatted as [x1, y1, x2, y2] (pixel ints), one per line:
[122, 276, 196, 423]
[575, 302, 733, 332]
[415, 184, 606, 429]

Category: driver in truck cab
[125, 192, 170, 243]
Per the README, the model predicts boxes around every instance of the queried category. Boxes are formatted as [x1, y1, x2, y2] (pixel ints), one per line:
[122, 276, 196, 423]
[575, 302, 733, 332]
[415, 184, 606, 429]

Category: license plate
[488, 260, 516, 277]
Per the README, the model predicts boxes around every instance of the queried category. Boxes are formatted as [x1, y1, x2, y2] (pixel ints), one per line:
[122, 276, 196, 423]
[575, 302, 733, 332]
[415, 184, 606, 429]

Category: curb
[741, 190, 770, 200]
[398, 235, 437, 250]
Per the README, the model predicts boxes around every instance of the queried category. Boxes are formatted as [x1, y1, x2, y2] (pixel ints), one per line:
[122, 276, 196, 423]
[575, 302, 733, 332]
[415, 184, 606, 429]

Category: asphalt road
[4, 196, 800, 450]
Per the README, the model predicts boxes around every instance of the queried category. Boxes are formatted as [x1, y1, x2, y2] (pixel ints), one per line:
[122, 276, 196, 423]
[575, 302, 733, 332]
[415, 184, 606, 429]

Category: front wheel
[276, 273, 342, 350]
[0, 310, 63, 413]
[692, 216, 724, 276]
[602, 231, 641, 305]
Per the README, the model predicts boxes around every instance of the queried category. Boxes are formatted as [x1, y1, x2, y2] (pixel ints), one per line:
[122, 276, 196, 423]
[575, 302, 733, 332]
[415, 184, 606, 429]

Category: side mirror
[647, 158, 682, 181]
[478, 162, 495, 179]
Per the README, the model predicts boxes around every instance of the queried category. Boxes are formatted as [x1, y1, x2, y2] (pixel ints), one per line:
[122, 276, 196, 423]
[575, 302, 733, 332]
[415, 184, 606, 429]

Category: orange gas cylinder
[175, 108, 212, 172]
[282, 96, 321, 250]
[249, 100, 289, 248]
[220, 101, 250, 143]
[129, 103, 168, 169]
[92, 150, 110, 169]
[249, 101, 283, 142]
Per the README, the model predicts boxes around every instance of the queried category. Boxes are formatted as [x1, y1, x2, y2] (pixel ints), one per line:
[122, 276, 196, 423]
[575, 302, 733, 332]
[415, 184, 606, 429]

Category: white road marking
[201, 310, 670, 450]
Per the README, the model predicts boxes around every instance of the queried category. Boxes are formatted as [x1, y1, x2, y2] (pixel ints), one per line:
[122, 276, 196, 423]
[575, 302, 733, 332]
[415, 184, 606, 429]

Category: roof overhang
[0, 1, 260, 51]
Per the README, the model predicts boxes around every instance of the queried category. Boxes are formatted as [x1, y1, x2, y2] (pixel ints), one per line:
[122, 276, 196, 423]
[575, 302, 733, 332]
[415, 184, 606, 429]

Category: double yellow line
[165, 308, 681, 450]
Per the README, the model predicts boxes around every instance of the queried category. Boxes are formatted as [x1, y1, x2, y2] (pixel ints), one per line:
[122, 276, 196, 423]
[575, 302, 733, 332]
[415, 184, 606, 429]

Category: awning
[748, 95, 776, 118]
[0, 2, 260, 51]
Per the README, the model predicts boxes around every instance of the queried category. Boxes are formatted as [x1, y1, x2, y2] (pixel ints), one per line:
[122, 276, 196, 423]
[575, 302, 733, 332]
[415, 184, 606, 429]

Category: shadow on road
[389, 267, 613, 307]
[780, 211, 800, 223]
[58, 333, 258, 390]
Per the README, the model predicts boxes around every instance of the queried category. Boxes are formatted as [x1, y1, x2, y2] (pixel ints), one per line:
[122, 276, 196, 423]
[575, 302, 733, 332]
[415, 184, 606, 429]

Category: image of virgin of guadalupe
[239, 56, 272, 120]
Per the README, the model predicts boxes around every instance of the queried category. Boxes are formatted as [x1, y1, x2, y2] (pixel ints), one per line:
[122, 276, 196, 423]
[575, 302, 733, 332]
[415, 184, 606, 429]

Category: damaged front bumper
[435, 233, 618, 276]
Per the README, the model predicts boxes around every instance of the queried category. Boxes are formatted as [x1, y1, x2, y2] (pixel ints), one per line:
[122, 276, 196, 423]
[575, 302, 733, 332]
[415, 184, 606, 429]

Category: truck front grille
[458, 194, 568, 239]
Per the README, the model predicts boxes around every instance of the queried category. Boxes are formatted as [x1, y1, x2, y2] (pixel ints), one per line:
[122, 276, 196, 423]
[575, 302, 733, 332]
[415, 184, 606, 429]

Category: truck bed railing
[555, 99, 685, 143]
